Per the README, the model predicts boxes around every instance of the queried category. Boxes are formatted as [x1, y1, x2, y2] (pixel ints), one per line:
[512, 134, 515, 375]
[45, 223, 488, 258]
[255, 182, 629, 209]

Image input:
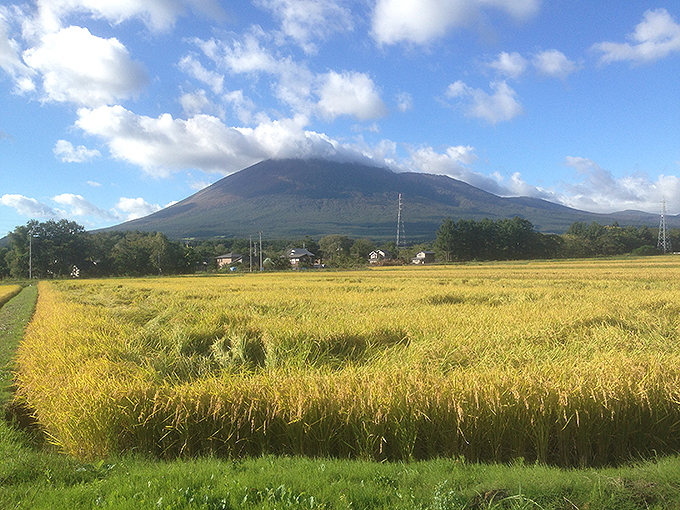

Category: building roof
[216, 252, 242, 260]
[287, 248, 315, 258]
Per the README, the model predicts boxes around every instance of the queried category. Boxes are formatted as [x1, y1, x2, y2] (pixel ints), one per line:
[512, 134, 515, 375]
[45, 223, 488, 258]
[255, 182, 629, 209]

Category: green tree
[434, 217, 456, 262]
[319, 235, 353, 262]
[0, 247, 9, 277]
[350, 238, 375, 263]
[6, 220, 87, 278]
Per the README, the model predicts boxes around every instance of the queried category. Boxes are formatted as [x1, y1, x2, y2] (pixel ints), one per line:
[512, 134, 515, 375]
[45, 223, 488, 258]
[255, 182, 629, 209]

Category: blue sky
[2, 0, 680, 236]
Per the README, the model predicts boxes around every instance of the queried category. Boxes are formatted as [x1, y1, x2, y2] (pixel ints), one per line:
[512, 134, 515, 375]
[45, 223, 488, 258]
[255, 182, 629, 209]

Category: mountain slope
[106, 159, 674, 241]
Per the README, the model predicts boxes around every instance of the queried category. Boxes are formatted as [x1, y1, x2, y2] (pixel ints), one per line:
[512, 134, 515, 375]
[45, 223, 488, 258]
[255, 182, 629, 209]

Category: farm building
[216, 253, 242, 269]
[287, 248, 315, 268]
[412, 251, 435, 264]
[368, 249, 392, 264]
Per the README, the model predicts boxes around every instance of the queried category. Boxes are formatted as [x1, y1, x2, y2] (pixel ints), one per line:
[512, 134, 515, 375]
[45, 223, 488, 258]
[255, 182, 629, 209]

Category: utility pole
[28, 226, 32, 280]
[249, 235, 252, 272]
[259, 231, 263, 271]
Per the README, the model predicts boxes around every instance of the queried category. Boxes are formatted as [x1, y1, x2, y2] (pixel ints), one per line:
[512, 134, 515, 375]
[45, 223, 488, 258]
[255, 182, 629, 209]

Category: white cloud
[114, 197, 162, 221]
[23, 25, 148, 107]
[560, 156, 680, 213]
[0, 13, 36, 93]
[188, 33, 389, 122]
[1, 194, 56, 217]
[223, 90, 257, 124]
[255, 0, 353, 54]
[395, 91, 413, 112]
[53, 139, 101, 162]
[532, 49, 579, 78]
[52, 193, 115, 219]
[191, 31, 316, 115]
[75, 105, 376, 178]
[188, 179, 213, 191]
[87, 180, 102, 187]
[27, 0, 224, 36]
[371, 0, 540, 45]
[445, 80, 523, 125]
[179, 89, 226, 119]
[593, 8, 680, 64]
[178, 54, 224, 94]
[404, 145, 555, 202]
[488, 51, 527, 78]
[316, 71, 388, 121]
[76, 105, 266, 177]
[1, 191, 170, 225]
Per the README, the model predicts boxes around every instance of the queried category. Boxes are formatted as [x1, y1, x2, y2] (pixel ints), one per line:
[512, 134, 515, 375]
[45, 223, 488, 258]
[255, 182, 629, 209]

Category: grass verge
[2, 280, 680, 508]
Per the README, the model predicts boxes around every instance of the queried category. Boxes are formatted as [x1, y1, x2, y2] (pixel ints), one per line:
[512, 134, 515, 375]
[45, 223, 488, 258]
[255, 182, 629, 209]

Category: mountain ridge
[103, 159, 676, 241]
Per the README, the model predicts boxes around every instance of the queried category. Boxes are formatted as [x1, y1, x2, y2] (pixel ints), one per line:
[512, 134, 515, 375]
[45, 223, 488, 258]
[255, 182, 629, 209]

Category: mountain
[104, 159, 675, 241]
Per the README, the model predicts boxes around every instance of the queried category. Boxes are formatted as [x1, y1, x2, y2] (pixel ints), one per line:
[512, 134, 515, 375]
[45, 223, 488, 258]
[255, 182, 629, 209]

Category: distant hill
[102, 159, 676, 241]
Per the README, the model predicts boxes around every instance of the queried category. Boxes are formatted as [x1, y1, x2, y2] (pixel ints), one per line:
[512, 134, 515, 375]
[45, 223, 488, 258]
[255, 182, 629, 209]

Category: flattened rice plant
[13, 258, 680, 465]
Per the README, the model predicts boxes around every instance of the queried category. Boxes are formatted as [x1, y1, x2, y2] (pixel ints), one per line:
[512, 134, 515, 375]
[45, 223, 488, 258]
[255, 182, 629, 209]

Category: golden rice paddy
[14, 258, 680, 466]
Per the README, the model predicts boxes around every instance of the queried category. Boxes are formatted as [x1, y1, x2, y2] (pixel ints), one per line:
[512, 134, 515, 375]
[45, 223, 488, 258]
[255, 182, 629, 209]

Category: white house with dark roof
[286, 248, 315, 268]
[411, 251, 435, 264]
[368, 249, 392, 264]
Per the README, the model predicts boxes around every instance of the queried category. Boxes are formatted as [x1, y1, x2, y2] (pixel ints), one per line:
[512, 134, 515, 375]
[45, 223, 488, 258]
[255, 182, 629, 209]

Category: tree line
[0, 217, 674, 279]
[0, 220, 393, 279]
[434, 217, 674, 262]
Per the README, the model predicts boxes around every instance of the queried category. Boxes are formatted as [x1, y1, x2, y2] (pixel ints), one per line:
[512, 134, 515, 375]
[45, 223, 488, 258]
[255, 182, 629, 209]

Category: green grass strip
[0, 285, 37, 406]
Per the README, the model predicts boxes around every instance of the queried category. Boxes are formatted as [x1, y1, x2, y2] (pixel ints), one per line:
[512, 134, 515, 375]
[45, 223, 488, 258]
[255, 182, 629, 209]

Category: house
[287, 248, 315, 268]
[216, 253, 242, 269]
[411, 251, 435, 265]
[368, 249, 392, 264]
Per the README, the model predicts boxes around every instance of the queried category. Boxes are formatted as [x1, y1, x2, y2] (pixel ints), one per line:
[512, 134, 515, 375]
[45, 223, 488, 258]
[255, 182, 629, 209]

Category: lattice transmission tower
[396, 193, 406, 251]
[658, 197, 672, 253]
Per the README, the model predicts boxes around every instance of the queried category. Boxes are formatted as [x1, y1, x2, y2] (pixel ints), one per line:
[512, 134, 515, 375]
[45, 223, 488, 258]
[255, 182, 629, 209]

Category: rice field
[13, 258, 680, 466]
[0, 285, 21, 309]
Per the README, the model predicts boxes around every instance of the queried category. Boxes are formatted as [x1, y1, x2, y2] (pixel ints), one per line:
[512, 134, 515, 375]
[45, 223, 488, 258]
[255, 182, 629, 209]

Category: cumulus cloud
[23, 26, 148, 107]
[76, 105, 266, 176]
[52, 193, 115, 219]
[53, 140, 101, 162]
[406, 144, 547, 198]
[187, 31, 390, 123]
[316, 71, 388, 121]
[445, 80, 523, 125]
[371, 0, 540, 45]
[75, 105, 377, 177]
[190, 31, 316, 115]
[561, 156, 680, 213]
[179, 89, 226, 118]
[255, 0, 353, 54]
[1, 194, 56, 217]
[593, 8, 680, 64]
[488, 51, 527, 78]
[1, 191, 169, 226]
[114, 197, 162, 221]
[0, 13, 36, 93]
[532, 49, 580, 78]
